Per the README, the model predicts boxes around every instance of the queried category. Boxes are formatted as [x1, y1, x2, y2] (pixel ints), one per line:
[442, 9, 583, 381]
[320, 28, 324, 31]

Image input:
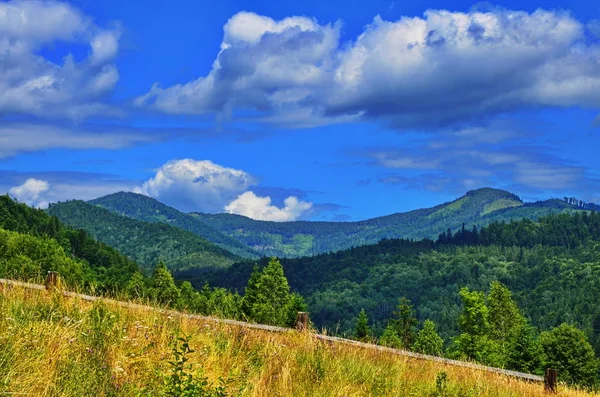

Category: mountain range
[68, 187, 585, 259]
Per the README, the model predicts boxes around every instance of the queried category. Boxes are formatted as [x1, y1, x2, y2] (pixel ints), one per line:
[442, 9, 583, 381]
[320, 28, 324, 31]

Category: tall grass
[0, 285, 595, 396]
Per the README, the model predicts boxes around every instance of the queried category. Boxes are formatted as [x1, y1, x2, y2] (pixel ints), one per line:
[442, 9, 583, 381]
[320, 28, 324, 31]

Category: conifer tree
[354, 309, 371, 342]
[413, 320, 444, 356]
[149, 262, 180, 306]
[392, 297, 419, 348]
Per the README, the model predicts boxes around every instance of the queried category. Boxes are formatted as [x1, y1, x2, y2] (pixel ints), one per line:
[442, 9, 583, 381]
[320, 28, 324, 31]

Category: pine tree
[391, 297, 418, 349]
[241, 257, 301, 327]
[241, 265, 261, 319]
[354, 309, 371, 342]
[413, 320, 444, 356]
[149, 262, 180, 306]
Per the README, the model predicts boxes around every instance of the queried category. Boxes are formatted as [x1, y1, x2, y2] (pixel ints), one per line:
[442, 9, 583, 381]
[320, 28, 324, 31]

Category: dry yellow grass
[0, 285, 596, 396]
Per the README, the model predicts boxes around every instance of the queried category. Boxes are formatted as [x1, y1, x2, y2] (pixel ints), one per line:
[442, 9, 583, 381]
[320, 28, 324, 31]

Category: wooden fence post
[45, 271, 58, 291]
[544, 368, 557, 393]
[296, 312, 309, 331]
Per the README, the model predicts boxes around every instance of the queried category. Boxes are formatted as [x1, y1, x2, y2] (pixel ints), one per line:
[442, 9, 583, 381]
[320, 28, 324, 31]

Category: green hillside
[48, 200, 240, 273]
[201, 212, 600, 352]
[89, 192, 260, 259]
[0, 195, 140, 290]
[189, 188, 579, 257]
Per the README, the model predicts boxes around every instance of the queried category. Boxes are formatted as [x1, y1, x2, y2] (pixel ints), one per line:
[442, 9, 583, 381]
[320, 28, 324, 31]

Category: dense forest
[0, 195, 140, 290]
[90, 192, 260, 259]
[199, 212, 600, 354]
[47, 200, 241, 273]
[190, 188, 581, 257]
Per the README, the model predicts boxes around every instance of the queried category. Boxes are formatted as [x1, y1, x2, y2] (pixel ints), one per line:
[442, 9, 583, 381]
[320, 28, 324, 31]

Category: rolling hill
[47, 200, 240, 273]
[188, 188, 582, 257]
[89, 192, 260, 259]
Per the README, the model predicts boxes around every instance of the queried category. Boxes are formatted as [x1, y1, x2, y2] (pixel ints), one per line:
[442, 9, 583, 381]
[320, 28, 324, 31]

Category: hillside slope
[0, 195, 140, 290]
[1, 285, 589, 396]
[48, 200, 240, 273]
[201, 212, 600, 343]
[190, 188, 579, 257]
[90, 192, 260, 259]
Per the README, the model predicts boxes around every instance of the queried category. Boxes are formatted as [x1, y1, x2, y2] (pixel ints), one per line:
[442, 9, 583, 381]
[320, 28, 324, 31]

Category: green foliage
[48, 200, 239, 273]
[149, 262, 180, 306]
[391, 297, 419, 348]
[379, 324, 402, 348]
[413, 320, 444, 356]
[540, 324, 599, 388]
[241, 258, 306, 327]
[0, 195, 139, 290]
[163, 334, 230, 397]
[90, 192, 259, 259]
[0, 227, 87, 287]
[456, 288, 489, 360]
[432, 371, 449, 397]
[126, 272, 147, 299]
[190, 188, 578, 257]
[354, 309, 371, 342]
[507, 324, 543, 374]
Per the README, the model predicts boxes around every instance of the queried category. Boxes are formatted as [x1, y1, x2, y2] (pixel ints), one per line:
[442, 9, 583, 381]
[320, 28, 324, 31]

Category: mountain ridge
[86, 187, 586, 258]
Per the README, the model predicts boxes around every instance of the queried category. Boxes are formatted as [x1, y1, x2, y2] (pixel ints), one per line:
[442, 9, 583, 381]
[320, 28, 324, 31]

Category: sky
[1, 0, 600, 221]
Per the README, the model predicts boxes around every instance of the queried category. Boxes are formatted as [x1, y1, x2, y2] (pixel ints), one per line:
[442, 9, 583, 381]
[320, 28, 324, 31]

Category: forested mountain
[199, 212, 600, 355]
[0, 195, 140, 290]
[90, 192, 260, 259]
[48, 200, 240, 273]
[189, 188, 581, 257]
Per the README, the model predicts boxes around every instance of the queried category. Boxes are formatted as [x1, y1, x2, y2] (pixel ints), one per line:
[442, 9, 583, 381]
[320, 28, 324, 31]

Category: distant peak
[464, 187, 522, 202]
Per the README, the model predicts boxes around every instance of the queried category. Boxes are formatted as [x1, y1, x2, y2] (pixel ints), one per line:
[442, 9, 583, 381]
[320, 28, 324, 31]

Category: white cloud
[137, 9, 600, 129]
[135, 158, 315, 220]
[135, 11, 340, 116]
[8, 178, 50, 208]
[0, 123, 159, 158]
[135, 159, 256, 213]
[4, 174, 135, 209]
[0, 0, 122, 120]
[225, 191, 313, 221]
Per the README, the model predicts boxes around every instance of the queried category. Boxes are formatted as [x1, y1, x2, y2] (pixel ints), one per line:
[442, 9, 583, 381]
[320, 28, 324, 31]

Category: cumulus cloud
[0, 122, 159, 158]
[135, 11, 340, 116]
[3, 171, 136, 208]
[0, 0, 122, 120]
[135, 159, 256, 213]
[225, 191, 313, 221]
[136, 8, 600, 129]
[134, 159, 316, 220]
[9, 178, 50, 208]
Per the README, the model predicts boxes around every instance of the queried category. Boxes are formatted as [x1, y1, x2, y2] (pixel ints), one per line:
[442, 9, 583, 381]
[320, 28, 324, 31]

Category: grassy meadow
[0, 285, 595, 397]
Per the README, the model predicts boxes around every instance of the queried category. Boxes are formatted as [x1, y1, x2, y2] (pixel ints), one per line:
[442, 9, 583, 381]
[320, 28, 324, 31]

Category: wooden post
[545, 368, 557, 393]
[295, 312, 309, 331]
[45, 271, 58, 291]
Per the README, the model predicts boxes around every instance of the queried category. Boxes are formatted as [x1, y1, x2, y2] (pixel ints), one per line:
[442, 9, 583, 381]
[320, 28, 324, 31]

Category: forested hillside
[48, 200, 240, 273]
[189, 188, 581, 257]
[90, 192, 260, 259]
[200, 212, 600, 355]
[0, 195, 140, 290]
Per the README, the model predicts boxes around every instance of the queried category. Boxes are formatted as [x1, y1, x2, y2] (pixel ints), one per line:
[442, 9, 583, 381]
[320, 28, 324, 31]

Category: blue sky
[1, 0, 599, 221]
